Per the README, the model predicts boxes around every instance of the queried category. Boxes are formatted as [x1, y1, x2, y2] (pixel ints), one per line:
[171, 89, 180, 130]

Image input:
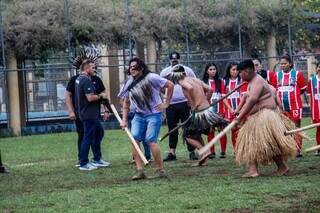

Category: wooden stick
[159, 117, 191, 142]
[206, 82, 246, 111]
[159, 82, 246, 142]
[305, 144, 320, 153]
[284, 122, 320, 135]
[198, 120, 238, 156]
[110, 105, 148, 165]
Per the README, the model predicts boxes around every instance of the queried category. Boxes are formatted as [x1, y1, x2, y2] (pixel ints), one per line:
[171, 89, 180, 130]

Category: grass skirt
[190, 108, 228, 130]
[235, 109, 296, 165]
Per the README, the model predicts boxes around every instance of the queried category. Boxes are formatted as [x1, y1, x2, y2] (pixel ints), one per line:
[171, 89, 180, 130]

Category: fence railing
[0, 51, 318, 126]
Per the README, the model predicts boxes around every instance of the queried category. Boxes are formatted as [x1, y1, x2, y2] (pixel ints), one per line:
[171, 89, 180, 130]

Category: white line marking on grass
[11, 159, 74, 168]
[8, 149, 191, 168]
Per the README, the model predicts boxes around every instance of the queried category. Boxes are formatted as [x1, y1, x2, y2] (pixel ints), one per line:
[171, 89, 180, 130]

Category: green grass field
[0, 118, 320, 212]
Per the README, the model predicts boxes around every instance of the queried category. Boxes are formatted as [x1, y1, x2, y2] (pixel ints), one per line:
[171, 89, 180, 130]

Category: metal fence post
[183, 0, 190, 66]
[125, 0, 133, 59]
[64, 0, 72, 71]
[0, 0, 9, 129]
[0, 0, 5, 68]
[237, 0, 242, 59]
[287, 0, 293, 59]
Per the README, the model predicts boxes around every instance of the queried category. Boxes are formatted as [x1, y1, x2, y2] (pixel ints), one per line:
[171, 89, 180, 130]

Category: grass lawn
[0, 118, 320, 212]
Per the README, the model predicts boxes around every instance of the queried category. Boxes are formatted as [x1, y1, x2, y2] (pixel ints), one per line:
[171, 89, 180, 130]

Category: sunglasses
[129, 65, 140, 71]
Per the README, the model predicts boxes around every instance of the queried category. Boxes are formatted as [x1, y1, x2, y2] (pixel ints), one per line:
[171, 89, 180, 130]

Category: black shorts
[184, 126, 210, 141]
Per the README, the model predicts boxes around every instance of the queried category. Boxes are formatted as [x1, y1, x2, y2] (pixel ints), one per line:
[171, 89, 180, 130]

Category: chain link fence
[0, 0, 319, 134]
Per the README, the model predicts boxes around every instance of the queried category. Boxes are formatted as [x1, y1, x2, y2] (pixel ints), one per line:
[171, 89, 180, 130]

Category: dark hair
[224, 62, 239, 79]
[127, 57, 151, 91]
[237, 59, 255, 72]
[202, 63, 221, 93]
[224, 62, 240, 86]
[280, 54, 292, 63]
[316, 62, 320, 67]
[127, 57, 150, 75]
[280, 54, 294, 68]
[252, 57, 262, 64]
[80, 59, 93, 71]
[169, 51, 180, 60]
[172, 64, 185, 73]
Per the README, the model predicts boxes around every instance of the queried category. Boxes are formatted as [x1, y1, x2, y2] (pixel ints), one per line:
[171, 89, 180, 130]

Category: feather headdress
[165, 64, 186, 84]
[72, 47, 101, 70]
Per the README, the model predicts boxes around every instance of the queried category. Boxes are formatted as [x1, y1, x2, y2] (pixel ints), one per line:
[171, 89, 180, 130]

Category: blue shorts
[131, 113, 162, 143]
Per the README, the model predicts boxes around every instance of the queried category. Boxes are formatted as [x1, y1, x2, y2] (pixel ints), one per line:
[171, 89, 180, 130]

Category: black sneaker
[220, 152, 226, 159]
[163, 153, 177, 162]
[296, 152, 303, 158]
[189, 151, 198, 160]
[208, 153, 216, 159]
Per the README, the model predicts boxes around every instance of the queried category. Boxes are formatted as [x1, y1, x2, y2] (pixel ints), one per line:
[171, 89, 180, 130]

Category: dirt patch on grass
[215, 169, 230, 176]
[306, 200, 320, 208]
[174, 170, 198, 177]
[223, 208, 252, 213]
[267, 193, 288, 207]
[291, 191, 306, 198]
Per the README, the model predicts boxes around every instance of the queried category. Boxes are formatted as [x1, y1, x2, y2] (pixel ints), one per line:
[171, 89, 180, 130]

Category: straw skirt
[235, 109, 296, 165]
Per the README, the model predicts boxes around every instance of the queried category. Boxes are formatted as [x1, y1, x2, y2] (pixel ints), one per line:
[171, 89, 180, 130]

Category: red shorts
[312, 119, 320, 124]
[283, 109, 302, 122]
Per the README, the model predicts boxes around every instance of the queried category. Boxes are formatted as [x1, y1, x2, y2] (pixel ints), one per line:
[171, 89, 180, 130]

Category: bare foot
[241, 172, 259, 178]
[198, 152, 210, 165]
[277, 167, 289, 176]
[191, 161, 208, 167]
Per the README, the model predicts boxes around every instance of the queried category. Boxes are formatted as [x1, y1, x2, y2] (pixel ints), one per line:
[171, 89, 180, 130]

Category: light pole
[183, 0, 190, 66]
[64, 0, 72, 71]
[287, 0, 293, 58]
[125, 0, 133, 59]
[0, 0, 5, 68]
[237, 0, 243, 59]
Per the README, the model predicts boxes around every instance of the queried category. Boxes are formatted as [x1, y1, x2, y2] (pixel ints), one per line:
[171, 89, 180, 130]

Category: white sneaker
[79, 163, 98, 171]
[91, 159, 111, 168]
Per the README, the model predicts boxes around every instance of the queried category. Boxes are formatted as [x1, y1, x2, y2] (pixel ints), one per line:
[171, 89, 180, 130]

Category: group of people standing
[66, 50, 320, 180]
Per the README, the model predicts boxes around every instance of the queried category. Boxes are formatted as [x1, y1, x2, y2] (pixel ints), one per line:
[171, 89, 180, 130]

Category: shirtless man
[166, 64, 227, 166]
[234, 60, 296, 178]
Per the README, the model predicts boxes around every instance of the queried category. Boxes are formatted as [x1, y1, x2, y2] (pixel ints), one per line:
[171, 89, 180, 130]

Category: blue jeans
[128, 112, 151, 160]
[75, 118, 84, 161]
[80, 119, 104, 166]
[131, 113, 162, 144]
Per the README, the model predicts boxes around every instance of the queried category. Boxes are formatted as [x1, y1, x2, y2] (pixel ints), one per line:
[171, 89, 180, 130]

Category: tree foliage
[3, 0, 65, 59]
[1, 0, 317, 60]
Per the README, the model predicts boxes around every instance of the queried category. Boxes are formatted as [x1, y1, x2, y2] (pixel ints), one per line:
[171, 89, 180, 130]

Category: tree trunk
[307, 55, 316, 78]
[7, 52, 25, 136]
[135, 39, 145, 60]
[267, 33, 277, 71]
[146, 37, 157, 72]
[100, 45, 120, 109]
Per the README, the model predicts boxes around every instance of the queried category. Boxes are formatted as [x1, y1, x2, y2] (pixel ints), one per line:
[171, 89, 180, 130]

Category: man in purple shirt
[160, 51, 197, 161]
[120, 57, 174, 180]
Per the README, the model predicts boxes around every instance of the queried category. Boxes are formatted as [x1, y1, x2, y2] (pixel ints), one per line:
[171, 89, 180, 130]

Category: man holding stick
[234, 60, 297, 177]
[119, 57, 174, 180]
[160, 52, 197, 161]
[165, 65, 228, 166]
